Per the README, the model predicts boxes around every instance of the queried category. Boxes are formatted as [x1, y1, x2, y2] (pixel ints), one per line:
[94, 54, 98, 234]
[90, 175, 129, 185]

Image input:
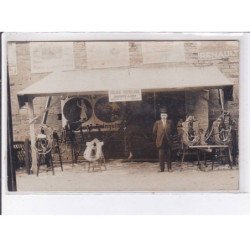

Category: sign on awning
[109, 89, 142, 102]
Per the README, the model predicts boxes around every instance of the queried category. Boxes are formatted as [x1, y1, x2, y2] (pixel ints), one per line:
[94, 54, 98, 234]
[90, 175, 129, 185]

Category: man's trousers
[158, 144, 172, 172]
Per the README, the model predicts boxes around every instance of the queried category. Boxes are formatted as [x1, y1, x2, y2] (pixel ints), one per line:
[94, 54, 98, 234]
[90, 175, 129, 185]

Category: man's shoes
[168, 168, 173, 172]
[127, 152, 133, 160]
[158, 170, 164, 172]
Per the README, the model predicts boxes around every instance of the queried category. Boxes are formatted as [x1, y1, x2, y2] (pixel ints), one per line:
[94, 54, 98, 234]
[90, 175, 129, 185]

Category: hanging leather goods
[181, 116, 201, 146]
[34, 124, 54, 155]
[84, 138, 104, 162]
[211, 111, 232, 145]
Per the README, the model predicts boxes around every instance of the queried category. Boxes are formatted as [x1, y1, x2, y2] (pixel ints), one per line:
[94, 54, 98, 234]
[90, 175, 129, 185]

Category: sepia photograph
[4, 36, 240, 192]
[1, 0, 250, 246]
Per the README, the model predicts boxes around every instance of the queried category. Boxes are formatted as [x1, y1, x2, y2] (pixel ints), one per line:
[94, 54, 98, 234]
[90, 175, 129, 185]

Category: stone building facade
[8, 41, 239, 143]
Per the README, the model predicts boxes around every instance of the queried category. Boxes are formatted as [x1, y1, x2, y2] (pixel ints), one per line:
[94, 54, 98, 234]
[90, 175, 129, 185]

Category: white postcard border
[1, 32, 250, 214]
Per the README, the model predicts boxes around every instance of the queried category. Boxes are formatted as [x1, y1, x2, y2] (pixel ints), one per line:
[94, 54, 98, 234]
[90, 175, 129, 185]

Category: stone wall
[8, 41, 239, 141]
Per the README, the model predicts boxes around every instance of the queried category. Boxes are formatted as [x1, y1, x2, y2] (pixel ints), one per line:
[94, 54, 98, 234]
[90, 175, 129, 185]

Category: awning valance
[17, 66, 233, 107]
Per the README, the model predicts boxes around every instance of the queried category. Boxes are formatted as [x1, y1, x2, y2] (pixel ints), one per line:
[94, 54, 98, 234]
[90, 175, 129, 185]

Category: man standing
[153, 107, 173, 172]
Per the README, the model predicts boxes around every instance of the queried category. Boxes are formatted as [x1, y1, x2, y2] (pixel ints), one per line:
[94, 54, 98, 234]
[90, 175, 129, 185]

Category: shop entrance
[122, 91, 186, 160]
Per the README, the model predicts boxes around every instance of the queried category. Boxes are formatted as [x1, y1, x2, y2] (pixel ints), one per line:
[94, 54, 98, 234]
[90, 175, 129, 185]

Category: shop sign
[198, 50, 238, 60]
[109, 89, 142, 102]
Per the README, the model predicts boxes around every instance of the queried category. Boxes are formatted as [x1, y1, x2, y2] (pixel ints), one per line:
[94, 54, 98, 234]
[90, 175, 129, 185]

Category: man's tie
[162, 119, 166, 128]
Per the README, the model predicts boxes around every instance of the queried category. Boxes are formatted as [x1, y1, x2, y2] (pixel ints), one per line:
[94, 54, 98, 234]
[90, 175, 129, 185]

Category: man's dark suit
[153, 119, 173, 171]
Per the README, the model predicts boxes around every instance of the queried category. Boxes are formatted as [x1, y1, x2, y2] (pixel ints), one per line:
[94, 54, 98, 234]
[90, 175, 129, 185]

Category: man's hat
[160, 107, 167, 114]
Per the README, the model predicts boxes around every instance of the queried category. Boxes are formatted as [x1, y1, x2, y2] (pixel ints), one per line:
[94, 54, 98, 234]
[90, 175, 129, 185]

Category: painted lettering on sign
[109, 89, 142, 102]
[198, 50, 238, 60]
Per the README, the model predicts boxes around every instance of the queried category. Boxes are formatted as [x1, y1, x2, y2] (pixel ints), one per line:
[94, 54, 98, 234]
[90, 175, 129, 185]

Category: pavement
[15, 160, 239, 192]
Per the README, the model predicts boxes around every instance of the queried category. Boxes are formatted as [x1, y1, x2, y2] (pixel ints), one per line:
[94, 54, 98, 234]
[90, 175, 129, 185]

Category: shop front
[17, 66, 234, 172]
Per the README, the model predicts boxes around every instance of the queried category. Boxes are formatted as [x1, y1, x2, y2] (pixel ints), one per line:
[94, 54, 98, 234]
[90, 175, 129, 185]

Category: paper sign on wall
[109, 89, 142, 102]
[30, 42, 75, 73]
[7, 43, 17, 75]
[141, 42, 185, 64]
[86, 42, 130, 69]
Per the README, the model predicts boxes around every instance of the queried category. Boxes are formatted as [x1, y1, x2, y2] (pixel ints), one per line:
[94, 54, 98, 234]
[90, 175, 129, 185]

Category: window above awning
[17, 66, 234, 107]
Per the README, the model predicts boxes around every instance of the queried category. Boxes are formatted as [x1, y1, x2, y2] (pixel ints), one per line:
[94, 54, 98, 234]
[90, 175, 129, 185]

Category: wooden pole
[41, 96, 52, 124]
[7, 71, 17, 191]
[24, 138, 31, 174]
[218, 88, 225, 111]
[27, 97, 38, 174]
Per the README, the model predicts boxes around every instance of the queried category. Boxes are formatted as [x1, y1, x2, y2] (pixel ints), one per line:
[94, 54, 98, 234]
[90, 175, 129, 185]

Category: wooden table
[182, 145, 233, 170]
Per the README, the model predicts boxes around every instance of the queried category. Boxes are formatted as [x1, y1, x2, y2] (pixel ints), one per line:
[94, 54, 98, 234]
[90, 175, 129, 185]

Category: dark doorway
[124, 91, 186, 160]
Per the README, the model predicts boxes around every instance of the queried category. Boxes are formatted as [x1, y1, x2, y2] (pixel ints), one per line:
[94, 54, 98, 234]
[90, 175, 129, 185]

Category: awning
[17, 66, 234, 107]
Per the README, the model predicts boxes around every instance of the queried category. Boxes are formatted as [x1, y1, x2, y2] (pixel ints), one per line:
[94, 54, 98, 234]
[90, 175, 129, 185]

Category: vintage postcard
[3, 34, 240, 192]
